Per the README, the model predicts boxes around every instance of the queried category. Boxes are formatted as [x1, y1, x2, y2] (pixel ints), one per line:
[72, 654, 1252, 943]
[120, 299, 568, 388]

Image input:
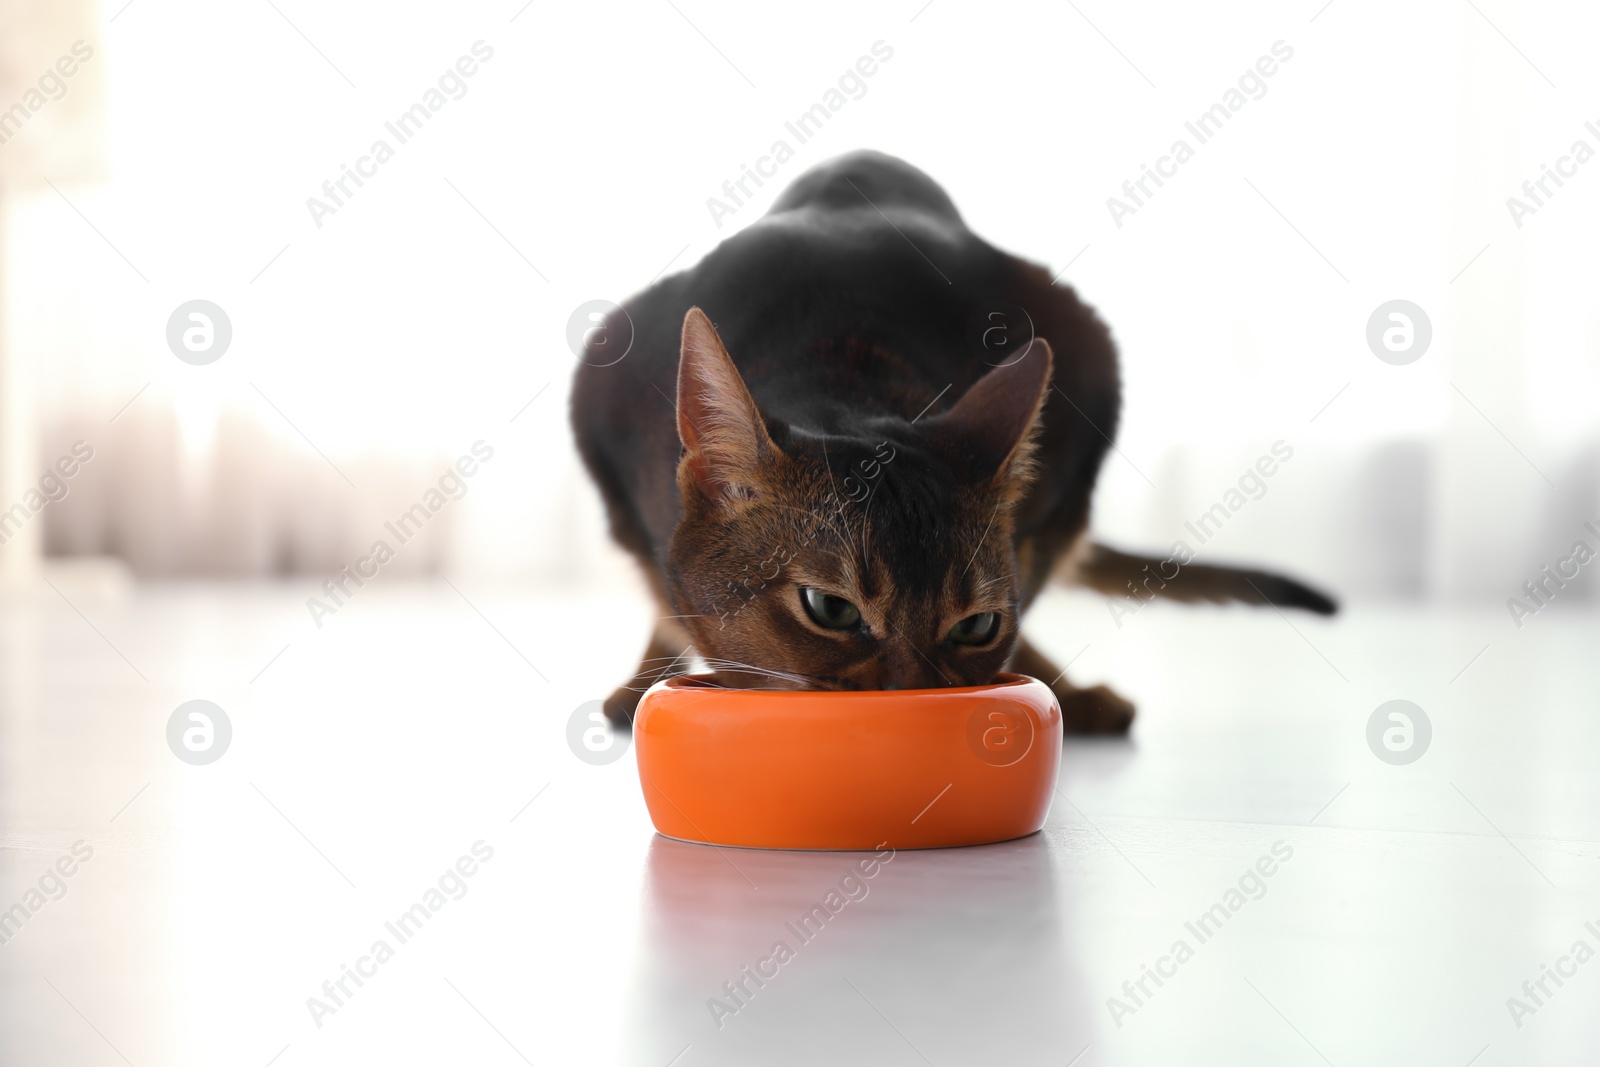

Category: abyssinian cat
[570, 152, 1333, 734]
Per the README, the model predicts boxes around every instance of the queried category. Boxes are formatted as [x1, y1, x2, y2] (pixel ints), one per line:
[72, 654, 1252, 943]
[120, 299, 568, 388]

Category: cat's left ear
[675, 307, 781, 505]
[927, 338, 1054, 490]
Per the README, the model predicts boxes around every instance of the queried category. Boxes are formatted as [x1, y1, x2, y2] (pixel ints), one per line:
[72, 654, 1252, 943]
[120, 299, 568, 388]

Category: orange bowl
[633, 673, 1062, 850]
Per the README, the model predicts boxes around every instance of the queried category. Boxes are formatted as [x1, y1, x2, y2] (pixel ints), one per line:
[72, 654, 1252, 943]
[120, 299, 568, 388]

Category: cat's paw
[1056, 683, 1135, 735]
[603, 685, 642, 730]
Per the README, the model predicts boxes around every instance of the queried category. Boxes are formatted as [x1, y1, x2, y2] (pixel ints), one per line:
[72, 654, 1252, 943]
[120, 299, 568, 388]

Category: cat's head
[666, 307, 1052, 691]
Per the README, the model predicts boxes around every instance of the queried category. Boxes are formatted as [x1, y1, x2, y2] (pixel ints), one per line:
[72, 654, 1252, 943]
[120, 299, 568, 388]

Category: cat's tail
[1071, 541, 1338, 615]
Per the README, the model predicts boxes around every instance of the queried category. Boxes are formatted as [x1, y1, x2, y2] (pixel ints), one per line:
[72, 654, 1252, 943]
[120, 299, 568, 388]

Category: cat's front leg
[603, 620, 692, 728]
[1007, 636, 1135, 735]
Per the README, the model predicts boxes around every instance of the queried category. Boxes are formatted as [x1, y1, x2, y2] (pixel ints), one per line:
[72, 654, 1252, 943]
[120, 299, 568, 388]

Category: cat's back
[670, 152, 1005, 378]
[723, 150, 981, 292]
[764, 149, 965, 226]
[578, 153, 999, 419]
[571, 152, 1119, 553]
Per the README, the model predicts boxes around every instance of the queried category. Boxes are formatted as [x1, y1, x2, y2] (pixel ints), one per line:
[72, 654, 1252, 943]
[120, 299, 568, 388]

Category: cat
[570, 151, 1334, 734]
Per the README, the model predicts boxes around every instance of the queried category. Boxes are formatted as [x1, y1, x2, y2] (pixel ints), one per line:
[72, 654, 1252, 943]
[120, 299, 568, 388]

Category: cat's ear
[676, 307, 780, 505]
[928, 338, 1054, 490]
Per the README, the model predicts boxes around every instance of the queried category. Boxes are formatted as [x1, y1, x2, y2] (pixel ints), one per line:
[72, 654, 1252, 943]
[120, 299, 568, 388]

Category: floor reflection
[622, 832, 1097, 1066]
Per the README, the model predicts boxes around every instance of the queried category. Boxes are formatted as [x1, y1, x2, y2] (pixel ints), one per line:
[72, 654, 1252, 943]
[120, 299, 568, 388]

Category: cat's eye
[800, 587, 861, 630]
[948, 612, 999, 646]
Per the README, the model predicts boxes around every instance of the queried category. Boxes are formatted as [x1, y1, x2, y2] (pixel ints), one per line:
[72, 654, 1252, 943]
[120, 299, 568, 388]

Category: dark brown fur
[571, 152, 1333, 734]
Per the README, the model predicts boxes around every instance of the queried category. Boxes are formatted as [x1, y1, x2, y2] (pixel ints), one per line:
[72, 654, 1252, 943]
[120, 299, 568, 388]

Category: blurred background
[4, 0, 1596, 604]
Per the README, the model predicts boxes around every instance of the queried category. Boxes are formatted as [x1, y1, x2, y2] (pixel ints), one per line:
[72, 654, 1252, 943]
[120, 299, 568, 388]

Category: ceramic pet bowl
[632, 673, 1061, 850]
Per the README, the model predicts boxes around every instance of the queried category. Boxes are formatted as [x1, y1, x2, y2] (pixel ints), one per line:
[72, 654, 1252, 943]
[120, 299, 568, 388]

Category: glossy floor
[0, 580, 1596, 1065]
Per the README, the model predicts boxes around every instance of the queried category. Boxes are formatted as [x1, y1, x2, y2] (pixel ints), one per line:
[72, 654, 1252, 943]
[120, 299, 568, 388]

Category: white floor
[0, 578, 1596, 1066]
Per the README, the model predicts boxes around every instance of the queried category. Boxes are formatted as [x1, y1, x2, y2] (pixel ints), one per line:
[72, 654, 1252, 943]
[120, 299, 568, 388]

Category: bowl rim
[655, 671, 1040, 699]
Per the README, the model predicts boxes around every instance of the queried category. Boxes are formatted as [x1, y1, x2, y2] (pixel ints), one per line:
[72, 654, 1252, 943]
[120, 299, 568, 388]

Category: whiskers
[697, 657, 830, 691]
[620, 651, 697, 694]
[618, 652, 828, 692]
